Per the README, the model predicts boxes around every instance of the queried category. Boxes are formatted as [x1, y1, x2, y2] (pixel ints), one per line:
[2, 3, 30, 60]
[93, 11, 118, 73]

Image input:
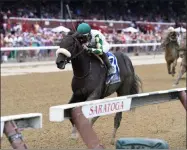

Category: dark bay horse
[55, 32, 142, 145]
[161, 31, 179, 77]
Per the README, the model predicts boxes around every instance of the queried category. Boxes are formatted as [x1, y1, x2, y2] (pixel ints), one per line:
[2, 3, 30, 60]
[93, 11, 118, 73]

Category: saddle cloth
[105, 52, 121, 85]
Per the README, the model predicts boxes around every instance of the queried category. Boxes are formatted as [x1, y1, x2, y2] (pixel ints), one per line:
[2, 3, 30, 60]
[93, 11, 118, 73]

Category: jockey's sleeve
[89, 34, 110, 55]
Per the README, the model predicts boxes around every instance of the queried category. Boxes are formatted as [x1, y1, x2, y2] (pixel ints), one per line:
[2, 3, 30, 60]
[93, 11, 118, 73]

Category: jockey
[76, 23, 115, 76]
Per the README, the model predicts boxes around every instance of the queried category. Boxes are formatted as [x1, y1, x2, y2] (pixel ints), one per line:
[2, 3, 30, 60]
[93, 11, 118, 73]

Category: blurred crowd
[1, 20, 162, 63]
[0, 22, 65, 61]
[0, 0, 185, 62]
[1, 21, 162, 48]
[105, 31, 161, 54]
[1, 24, 63, 47]
[0, 0, 186, 22]
[106, 31, 161, 44]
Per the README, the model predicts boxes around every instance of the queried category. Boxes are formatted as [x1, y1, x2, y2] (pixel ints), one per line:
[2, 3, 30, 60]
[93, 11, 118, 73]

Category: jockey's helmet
[77, 23, 91, 35]
[77, 23, 92, 43]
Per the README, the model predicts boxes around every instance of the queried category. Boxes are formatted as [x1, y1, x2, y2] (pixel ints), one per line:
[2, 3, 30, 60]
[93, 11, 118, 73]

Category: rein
[69, 37, 85, 60]
[67, 34, 92, 79]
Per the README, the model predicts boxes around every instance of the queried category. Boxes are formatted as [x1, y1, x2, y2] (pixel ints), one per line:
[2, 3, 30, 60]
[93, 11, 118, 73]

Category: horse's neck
[166, 42, 178, 56]
[71, 53, 90, 78]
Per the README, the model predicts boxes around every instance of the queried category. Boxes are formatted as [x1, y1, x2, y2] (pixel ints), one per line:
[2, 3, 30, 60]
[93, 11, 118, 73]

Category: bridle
[65, 34, 85, 62]
[63, 34, 92, 79]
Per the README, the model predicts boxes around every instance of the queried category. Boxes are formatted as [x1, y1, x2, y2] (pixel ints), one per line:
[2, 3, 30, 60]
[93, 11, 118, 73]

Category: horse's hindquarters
[104, 82, 121, 97]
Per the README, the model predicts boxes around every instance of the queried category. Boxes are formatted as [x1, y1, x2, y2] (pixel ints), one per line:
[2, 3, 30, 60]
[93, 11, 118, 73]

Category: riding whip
[66, 4, 76, 31]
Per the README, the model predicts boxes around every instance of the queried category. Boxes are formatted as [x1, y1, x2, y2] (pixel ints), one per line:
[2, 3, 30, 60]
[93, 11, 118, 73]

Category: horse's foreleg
[68, 95, 81, 139]
[70, 114, 79, 139]
[173, 64, 186, 86]
[167, 62, 171, 74]
[71, 107, 104, 149]
[85, 87, 103, 127]
[71, 123, 79, 139]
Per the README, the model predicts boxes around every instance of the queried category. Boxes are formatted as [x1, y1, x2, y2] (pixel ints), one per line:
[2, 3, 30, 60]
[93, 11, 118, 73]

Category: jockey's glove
[87, 48, 93, 53]
[88, 43, 95, 48]
[82, 44, 92, 53]
[82, 44, 88, 50]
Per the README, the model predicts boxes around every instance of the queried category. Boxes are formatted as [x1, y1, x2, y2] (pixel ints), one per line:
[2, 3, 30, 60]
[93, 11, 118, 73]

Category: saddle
[92, 53, 104, 65]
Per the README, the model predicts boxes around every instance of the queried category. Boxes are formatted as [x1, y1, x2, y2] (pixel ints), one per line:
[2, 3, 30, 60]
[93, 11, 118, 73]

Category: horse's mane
[67, 31, 80, 39]
[67, 30, 76, 35]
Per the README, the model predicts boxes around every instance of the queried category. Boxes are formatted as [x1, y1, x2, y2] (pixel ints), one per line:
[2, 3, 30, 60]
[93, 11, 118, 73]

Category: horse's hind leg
[173, 64, 186, 86]
[110, 74, 142, 145]
[110, 83, 131, 145]
[171, 59, 177, 77]
[111, 112, 122, 145]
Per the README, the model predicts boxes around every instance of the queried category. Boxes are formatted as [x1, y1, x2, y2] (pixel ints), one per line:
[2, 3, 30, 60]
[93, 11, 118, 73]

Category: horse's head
[56, 32, 82, 69]
[168, 31, 177, 42]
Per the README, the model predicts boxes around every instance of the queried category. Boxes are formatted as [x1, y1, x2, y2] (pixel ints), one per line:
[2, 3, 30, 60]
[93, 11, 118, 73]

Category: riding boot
[100, 53, 115, 75]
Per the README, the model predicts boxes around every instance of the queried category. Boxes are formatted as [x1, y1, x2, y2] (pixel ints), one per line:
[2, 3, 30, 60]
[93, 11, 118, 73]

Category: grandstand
[0, 0, 186, 62]
[0, 0, 186, 30]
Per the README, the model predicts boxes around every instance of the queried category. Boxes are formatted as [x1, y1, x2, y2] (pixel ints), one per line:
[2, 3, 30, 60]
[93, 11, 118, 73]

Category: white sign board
[82, 98, 132, 118]
[49, 87, 186, 122]
[1, 113, 42, 137]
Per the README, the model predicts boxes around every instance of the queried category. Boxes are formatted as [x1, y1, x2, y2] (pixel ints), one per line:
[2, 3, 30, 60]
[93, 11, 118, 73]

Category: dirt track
[1, 63, 186, 149]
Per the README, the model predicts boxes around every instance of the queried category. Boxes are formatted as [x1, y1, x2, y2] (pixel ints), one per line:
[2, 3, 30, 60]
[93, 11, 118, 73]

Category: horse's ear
[67, 31, 75, 35]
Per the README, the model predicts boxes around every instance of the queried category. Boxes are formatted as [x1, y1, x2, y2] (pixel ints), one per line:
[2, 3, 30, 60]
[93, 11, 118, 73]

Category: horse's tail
[131, 74, 143, 94]
[121, 52, 143, 94]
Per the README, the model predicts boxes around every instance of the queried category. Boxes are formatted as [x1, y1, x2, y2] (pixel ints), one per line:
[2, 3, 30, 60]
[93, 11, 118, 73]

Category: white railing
[9, 17, 186, 25]
[1, 46, 59, 51]
[110, 43, 161, 47]
[1, 43, 161, 51]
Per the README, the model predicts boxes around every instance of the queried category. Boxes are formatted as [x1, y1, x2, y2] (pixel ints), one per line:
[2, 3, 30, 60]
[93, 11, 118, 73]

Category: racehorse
[173, 34, 186, 86]
[162, 30, 179, 77]
[55, 32, 143, 145]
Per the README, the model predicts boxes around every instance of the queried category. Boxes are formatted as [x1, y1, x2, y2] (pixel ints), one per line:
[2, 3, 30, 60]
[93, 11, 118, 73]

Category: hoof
[172, 83, 178, 87]
[71, 133, 79, 139]
[110, 139, 115, 145]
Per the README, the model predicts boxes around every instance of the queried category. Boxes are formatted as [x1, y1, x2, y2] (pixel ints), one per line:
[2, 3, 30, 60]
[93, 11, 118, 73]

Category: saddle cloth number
[107, 52, 118, 73]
